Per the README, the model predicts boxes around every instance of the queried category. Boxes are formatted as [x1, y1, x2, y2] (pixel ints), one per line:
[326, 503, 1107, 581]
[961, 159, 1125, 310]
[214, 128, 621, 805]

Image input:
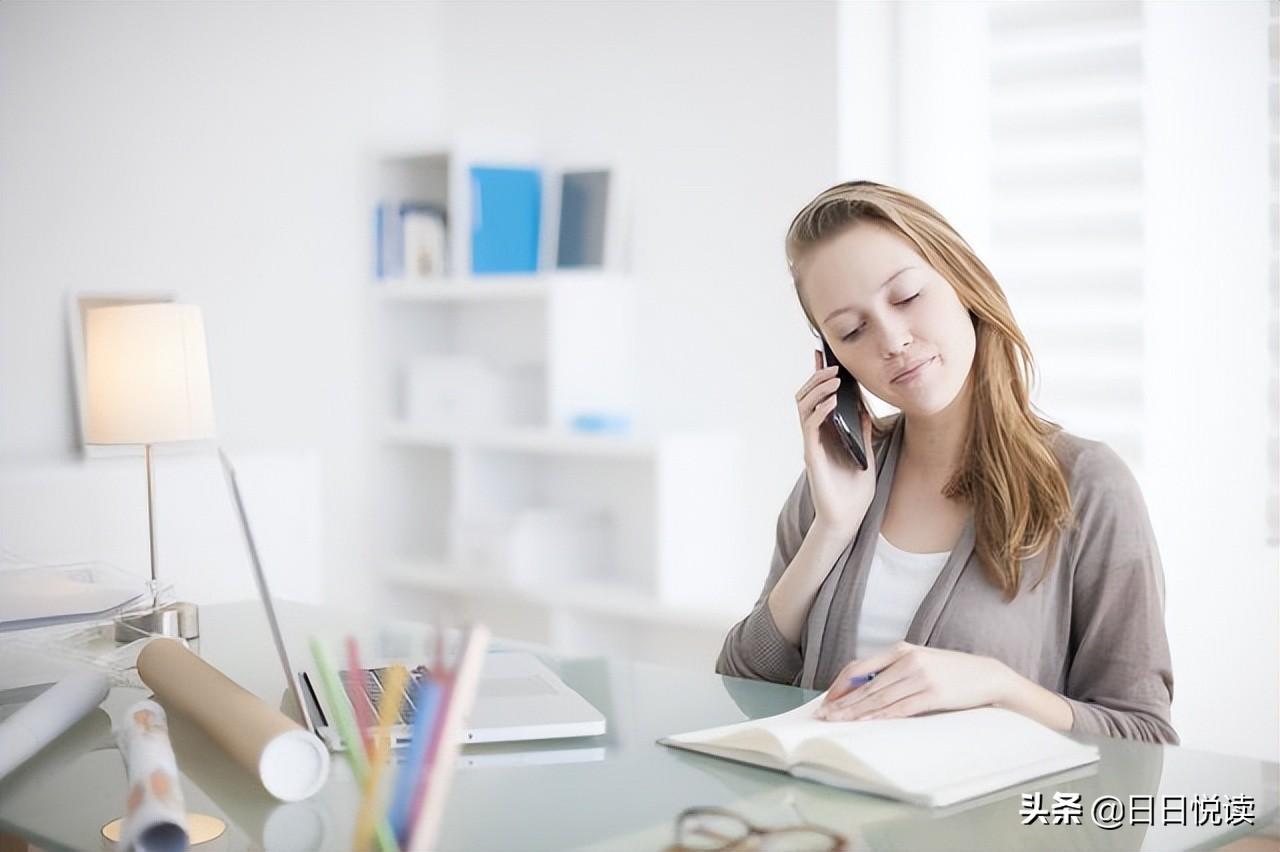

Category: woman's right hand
[795, 349, 878, 540]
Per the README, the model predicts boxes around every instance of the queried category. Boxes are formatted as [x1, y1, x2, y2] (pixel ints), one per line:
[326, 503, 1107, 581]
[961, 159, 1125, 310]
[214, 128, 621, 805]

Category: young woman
[716, 181, 1177, 744]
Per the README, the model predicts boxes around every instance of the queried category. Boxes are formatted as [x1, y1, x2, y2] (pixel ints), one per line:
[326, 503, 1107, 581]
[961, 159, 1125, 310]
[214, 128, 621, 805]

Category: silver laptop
[220, 450, 606, 749]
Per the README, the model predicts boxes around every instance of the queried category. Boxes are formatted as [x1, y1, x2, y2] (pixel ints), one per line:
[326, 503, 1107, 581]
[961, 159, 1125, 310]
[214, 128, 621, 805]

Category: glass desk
[1, 601, 1275, 851]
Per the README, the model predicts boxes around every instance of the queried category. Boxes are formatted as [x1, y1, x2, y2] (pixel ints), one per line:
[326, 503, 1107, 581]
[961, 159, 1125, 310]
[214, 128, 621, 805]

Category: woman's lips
[891, 356, 936, 385]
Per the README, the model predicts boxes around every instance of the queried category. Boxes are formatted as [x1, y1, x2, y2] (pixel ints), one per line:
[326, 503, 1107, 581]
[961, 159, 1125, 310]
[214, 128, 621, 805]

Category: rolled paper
[114, 699, 190, 852]
[136, 638, 330, 802]
[0, 670, 110, 781]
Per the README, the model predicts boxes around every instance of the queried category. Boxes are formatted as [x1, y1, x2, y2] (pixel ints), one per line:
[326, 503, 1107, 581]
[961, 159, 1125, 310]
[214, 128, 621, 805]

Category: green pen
[309, 637, 399, 852]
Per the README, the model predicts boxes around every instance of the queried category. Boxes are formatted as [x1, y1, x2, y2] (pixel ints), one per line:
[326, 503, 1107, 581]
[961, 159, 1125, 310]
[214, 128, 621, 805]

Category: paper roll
[114, 699, 189, 852]
[0, 671, 110, 781]
[136, 638, 329, 802]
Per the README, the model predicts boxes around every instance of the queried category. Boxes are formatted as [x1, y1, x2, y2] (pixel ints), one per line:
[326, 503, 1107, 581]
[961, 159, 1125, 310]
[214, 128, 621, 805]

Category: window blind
[986, 0, 1146, 472]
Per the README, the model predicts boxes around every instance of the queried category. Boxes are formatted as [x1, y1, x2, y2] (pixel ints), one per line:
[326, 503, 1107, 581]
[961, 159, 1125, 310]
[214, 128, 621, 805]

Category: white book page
[666, 695, 833, 762]
[667, 696, 1098, 802]
[792, 736, 887, 784]
[814, 707, 1096, 794]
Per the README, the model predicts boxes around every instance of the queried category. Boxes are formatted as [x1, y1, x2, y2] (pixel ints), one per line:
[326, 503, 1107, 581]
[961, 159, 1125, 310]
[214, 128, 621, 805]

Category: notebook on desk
[221, 452, 606, 750]
[659, 694, 1098, 808]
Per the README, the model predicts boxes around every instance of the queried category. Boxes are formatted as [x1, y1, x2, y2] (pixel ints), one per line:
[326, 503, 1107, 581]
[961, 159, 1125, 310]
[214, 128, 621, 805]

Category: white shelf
[374, 270, 629, 303]
[385, 561, 743, 631]
[375, 276, 550, 302]
[382, 421, 657, 458]
[370, 145, 744, 670]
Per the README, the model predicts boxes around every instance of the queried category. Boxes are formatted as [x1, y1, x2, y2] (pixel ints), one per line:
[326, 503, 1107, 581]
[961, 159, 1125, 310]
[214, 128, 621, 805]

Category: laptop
[219, 450, 607, 750]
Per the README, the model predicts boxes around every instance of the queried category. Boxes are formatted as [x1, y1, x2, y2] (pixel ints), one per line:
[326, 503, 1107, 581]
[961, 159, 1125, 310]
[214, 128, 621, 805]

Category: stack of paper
[0, 568, 146, 633]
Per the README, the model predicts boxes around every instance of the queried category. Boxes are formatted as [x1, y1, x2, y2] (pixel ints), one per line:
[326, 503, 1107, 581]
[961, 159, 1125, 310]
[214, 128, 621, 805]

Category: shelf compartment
[385, 560, 742, 632]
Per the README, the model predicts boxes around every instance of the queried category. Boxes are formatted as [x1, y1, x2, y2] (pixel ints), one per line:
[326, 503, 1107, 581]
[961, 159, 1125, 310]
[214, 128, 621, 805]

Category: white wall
[0, 2, 838, 611]
[0, 1, 452, 605]
[0, 449, 324, 606]
[894, 1, 992, 256]
[1142, 0, 1277, 764]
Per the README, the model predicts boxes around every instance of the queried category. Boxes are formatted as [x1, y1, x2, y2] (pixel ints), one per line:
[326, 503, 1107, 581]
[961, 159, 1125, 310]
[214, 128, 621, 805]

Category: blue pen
[817, 671, 880, 720]
[848, 671, 878, 689]
[390, 674, 442, 843]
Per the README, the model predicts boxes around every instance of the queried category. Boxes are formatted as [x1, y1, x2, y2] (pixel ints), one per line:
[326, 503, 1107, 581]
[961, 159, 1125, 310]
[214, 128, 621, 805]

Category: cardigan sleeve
[715, 471, 812, 685]
[1062, 442, 1179, 745]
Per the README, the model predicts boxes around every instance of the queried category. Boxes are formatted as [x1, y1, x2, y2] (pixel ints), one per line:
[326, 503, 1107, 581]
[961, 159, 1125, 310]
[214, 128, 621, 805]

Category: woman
[716, 181, 1177, 745]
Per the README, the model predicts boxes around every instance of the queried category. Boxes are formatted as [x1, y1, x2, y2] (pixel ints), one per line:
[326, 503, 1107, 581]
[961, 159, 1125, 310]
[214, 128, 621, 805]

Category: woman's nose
[876, 318, 912, 359]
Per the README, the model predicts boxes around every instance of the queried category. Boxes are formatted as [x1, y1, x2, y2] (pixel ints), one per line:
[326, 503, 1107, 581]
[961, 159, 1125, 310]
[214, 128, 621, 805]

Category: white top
[855, 533, 952, 658]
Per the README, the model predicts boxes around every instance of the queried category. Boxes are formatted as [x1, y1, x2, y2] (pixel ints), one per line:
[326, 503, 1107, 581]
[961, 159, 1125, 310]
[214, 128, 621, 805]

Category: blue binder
[470, 166, 541, 275]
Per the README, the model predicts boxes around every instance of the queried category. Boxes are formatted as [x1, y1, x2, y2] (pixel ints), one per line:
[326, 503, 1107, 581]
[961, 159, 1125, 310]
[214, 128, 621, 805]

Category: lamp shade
[85, 303, 217, 445]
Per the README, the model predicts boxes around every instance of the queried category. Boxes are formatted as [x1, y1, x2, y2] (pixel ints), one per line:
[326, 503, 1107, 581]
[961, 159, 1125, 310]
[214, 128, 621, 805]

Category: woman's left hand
[814, 641, 1012, 721]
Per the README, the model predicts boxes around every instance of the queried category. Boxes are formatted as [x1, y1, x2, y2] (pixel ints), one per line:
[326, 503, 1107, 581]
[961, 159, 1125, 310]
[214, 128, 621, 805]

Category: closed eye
[842, 292, 919, 340]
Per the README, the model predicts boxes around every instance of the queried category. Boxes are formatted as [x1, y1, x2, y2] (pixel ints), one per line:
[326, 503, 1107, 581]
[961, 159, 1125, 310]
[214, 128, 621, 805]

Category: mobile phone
[821, 340, 868, 470]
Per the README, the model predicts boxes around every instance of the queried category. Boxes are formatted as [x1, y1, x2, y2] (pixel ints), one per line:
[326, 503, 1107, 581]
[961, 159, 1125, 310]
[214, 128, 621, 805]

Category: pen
[815, 670, 880, 720]
[404, 649, 455, 839]
[308, 638, 398, 852]
[346, 636, 375, 754]
[354, 664, 408, 852]
[406, 624, 490, 852]
[390, 674, 441, 844]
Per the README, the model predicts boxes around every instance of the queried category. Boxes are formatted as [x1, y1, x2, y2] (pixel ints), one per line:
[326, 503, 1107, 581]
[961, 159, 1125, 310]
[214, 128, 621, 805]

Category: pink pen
[345, 636, 374, 754]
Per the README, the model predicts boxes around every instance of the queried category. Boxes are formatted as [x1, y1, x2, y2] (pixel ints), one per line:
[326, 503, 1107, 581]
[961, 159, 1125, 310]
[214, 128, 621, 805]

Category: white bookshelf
[375, 276, 550, 303]
[381, 421, 659, 459]
[366, 143, 748, 670]
[386, 560, 742, 632]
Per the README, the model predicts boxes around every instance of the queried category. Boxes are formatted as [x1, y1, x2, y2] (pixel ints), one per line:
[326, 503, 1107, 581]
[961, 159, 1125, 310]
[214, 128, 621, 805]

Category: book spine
[374, 204, 383, 280]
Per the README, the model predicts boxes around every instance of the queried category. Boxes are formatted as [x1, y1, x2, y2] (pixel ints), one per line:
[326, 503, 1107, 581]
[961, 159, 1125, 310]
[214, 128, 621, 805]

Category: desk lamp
[85, 303, 216, 641]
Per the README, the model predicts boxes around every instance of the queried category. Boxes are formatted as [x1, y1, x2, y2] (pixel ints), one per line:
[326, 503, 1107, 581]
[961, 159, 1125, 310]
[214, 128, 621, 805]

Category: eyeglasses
[666, 806, 848, 852]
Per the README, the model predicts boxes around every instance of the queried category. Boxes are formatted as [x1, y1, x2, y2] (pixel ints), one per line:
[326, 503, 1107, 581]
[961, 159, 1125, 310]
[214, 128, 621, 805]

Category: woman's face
[798, 222, 976, 418]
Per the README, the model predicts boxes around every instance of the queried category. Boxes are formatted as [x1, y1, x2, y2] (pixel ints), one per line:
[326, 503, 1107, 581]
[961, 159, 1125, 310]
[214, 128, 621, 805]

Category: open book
[659, 694, 1099, 807]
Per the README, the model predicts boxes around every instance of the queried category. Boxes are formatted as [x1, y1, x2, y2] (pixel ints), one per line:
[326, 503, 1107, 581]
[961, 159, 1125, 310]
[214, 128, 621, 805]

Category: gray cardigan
[716, 415, 1178, 745]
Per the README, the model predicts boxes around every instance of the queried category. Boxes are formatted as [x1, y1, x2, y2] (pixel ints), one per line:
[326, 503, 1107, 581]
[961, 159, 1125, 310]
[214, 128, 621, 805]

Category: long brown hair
[785, 180, 1071, 600]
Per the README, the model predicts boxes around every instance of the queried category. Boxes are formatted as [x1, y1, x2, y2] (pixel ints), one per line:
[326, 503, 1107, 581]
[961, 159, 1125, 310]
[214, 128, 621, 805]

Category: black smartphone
[821, 340, 868, 470]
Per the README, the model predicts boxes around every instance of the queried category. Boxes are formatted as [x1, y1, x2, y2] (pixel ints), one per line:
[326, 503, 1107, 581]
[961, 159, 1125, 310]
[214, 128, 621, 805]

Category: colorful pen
[390, 673, 441, 844]
[308, 638, 398, 852]
[346, 636, 375, 754]
[354, 664, 408, 852]
[848, 672, 878, 689]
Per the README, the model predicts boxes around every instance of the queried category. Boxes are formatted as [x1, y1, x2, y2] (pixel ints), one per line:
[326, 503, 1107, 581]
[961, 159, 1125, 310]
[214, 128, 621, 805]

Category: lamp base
[114, 601, 200, 643]
[101, 812, 226, 846]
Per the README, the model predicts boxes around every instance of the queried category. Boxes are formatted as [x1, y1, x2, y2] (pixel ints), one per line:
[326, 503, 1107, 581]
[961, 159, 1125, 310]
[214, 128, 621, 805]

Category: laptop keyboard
[339, 665, 433, 727]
